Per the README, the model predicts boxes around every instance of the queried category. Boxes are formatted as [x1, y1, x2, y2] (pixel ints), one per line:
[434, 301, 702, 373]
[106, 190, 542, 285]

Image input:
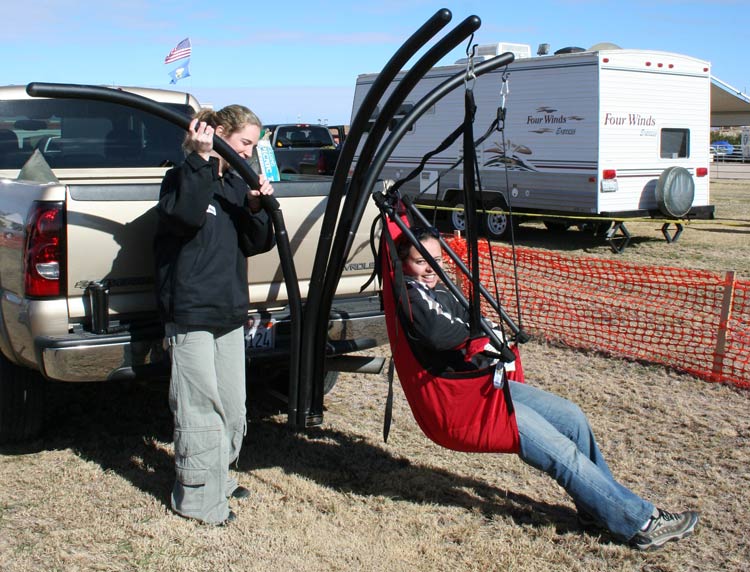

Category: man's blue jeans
[509, 381, 654, 540]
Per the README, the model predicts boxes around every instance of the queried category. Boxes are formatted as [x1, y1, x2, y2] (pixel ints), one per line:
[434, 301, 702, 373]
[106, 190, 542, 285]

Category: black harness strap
[461, 88, 483, 339]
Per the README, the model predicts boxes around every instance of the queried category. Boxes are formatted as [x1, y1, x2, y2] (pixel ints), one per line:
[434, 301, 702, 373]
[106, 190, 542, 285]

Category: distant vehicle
[711, 140, 734, 155]
[264, 123, 341, 175]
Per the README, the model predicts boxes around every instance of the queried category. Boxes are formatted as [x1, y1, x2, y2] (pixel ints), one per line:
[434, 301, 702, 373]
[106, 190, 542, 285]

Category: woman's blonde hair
[183, 104, 261, 151]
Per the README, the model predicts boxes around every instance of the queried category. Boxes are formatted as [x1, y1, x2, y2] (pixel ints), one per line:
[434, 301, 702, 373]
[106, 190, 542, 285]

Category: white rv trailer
[352, 44, 714, 241]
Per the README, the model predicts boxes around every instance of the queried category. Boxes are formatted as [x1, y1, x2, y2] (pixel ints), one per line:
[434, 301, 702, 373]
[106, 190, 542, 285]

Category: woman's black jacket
[154, 152, 275, 328]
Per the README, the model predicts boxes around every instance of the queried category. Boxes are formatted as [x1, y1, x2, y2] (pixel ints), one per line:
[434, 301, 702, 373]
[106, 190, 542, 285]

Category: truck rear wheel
[0, 355, 45, 444]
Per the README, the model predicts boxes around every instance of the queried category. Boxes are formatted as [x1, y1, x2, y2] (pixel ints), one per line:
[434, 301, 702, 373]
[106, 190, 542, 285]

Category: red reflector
[658, 63, 663, 68]
[696, 167, 708, 177]
[602, 169, 617, 180]
[588, 176, 596, 183]
[602, 57, 609, 63]
[645, 61, 652, 66]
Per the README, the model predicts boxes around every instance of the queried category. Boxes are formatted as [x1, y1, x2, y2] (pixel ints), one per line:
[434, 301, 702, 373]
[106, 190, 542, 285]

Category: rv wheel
[449, 202, 466, 233]
[483, 206, 512, 240]
[655, 166, 695, 218]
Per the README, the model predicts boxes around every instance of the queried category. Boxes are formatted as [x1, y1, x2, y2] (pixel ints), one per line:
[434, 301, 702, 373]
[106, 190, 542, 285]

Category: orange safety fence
[445, 237, 750, 389]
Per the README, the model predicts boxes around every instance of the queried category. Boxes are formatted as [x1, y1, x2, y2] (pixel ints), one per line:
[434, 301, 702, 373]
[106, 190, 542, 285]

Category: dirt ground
[0, 180, 749, 571]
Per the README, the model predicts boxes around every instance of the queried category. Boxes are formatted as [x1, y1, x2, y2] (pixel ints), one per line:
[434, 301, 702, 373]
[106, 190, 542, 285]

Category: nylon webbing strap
[390, 123, 464, 195]
[381, 215, 407, 443]
[383, 357, 395, 443]
[462, 89, 482, 338]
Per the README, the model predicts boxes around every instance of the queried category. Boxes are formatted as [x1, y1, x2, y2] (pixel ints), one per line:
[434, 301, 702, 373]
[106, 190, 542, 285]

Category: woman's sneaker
[630, 508, 699, 551]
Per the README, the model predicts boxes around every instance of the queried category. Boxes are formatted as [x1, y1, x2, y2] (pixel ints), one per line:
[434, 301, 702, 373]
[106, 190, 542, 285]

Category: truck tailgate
[64, 177, 379, 324]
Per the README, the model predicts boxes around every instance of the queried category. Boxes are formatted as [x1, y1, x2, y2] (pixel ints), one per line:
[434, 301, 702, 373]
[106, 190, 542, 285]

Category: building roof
[712, 77, 750, 126]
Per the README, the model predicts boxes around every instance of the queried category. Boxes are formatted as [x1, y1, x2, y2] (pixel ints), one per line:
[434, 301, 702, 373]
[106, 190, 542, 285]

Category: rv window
[660, 128, 689, 159]
[365, 106, 380, 133]
[389, 103, 415, 133]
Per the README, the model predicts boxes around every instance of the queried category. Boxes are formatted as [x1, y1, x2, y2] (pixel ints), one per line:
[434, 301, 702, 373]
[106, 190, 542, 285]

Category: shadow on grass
[511, 226, 655, 252]
[1, 378, 601, 540]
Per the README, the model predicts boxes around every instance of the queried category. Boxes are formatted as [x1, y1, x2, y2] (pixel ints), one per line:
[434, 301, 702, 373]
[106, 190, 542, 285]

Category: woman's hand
[185, 118, 214, 160]
[247, 173, 274, 213]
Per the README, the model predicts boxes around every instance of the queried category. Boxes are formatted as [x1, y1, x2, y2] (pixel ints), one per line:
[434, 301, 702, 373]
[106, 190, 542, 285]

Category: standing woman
[154, 105, 275, 525]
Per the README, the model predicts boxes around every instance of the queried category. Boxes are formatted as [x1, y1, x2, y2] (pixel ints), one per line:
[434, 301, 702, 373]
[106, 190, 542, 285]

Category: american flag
[164, 38, 191, 64]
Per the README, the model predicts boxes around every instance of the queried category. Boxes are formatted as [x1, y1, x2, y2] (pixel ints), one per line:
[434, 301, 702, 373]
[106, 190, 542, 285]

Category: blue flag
[169, 60, 191, 84]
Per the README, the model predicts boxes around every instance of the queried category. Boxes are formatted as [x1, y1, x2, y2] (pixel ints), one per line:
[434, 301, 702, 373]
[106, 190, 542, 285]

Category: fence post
[711, 270, 736, 382]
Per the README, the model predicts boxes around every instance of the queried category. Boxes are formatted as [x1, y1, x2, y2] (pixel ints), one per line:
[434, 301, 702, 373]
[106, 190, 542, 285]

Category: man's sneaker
[630, 508, 699, 551]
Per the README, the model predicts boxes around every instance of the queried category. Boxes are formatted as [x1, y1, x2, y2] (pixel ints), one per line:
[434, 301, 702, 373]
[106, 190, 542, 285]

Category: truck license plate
[245, 314, 275, 350]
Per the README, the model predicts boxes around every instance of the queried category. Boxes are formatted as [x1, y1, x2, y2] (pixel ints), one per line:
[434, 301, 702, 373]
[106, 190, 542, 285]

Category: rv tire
[449, 202, 466, 234]
[655, 166, 695, 218]
[483, 205, 512, 241]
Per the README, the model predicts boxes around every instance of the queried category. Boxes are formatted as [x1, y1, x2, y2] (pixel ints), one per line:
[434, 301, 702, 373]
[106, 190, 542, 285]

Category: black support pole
[296, 9, 454, 426]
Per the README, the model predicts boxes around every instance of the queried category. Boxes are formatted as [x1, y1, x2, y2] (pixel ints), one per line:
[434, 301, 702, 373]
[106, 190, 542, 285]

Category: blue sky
[3, 0, 747, 124]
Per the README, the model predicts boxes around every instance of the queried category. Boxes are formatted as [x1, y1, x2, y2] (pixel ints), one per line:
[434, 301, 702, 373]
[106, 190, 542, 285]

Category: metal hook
[499, 68, 510, 108]
[464, 41, 477, 91]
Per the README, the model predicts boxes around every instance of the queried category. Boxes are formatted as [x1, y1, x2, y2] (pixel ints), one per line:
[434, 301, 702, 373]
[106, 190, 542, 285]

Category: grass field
[0, 180, 748, 572]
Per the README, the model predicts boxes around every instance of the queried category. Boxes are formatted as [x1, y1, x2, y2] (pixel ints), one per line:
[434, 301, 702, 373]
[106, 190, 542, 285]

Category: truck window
[660, 128, 689, 159]
[0, 99, 193, 169]
[275, 125, 334, 148]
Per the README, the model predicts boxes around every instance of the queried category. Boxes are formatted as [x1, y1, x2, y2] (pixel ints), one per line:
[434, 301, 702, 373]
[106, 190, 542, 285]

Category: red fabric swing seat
[380, 213, 522, 453]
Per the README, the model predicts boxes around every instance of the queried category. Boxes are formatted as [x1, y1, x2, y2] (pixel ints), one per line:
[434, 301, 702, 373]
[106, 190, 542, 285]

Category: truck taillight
[696, 167, 708, 177]
[24, 201, 65, 298]
[317, 154, 327, 175]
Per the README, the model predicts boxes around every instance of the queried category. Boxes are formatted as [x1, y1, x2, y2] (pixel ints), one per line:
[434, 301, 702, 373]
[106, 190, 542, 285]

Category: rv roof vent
[588, 42, 622, 51]
[554, 46, 585, 55]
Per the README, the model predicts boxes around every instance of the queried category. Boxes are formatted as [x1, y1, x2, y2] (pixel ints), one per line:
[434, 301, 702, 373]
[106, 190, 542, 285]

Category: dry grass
[513, 179, 750, 278]
[1, 179, 749, 572]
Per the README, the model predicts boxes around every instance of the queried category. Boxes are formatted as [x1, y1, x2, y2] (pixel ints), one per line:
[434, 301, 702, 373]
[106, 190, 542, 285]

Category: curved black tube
[25, 82, 303, 420]
[364, 52, 522, 337]
[363, 51, 515, 195]
[326, 15, 482, 281]
[296, 8, 453, 426]
[305, 15, 484, 415]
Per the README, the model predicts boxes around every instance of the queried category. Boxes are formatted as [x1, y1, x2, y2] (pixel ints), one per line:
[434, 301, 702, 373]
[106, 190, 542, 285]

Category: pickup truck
[264, 123, 340, 176]
[0, 85, 386, 444]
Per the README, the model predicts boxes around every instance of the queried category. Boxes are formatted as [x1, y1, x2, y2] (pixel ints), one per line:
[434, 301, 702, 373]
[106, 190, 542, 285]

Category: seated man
[396, 227, 699, 551]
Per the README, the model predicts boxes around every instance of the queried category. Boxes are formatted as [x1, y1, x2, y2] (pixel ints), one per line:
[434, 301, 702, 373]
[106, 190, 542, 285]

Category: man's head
[397, 227, 442, 289]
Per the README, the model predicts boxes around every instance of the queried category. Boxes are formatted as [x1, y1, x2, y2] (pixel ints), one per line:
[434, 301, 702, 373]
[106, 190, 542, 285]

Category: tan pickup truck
[0, 85, 386, 443]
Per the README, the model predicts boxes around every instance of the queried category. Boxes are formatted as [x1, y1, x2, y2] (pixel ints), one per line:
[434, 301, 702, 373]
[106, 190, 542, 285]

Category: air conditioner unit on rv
[477, 43, 531, 60]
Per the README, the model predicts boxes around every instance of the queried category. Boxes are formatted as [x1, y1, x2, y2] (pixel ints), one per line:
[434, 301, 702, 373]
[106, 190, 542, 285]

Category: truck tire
[655, 166, 695, 218]
[0, 354, 45, 444]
